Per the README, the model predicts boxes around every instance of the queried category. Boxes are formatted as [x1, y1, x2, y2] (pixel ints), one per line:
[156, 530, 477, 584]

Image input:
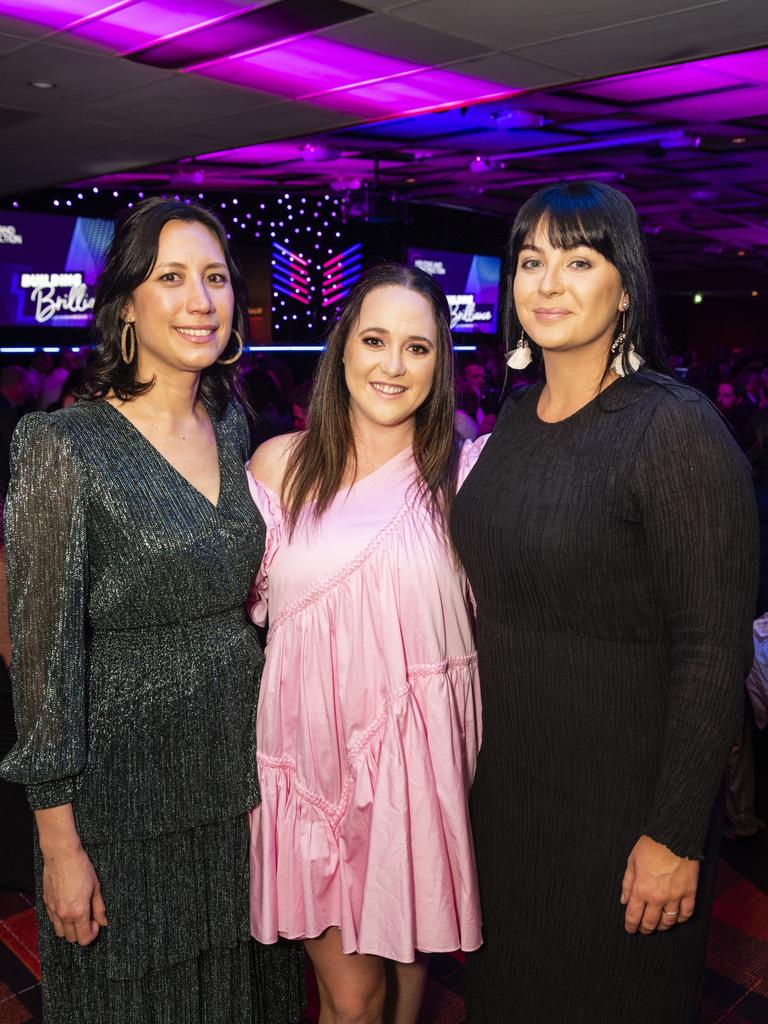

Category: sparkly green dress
[0, 396, 304, 1023]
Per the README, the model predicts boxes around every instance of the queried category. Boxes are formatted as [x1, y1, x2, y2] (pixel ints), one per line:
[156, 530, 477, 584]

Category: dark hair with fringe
[505, 181, 670, 377]
[81, 197, 247, 418]
[281, 262, 459, 534]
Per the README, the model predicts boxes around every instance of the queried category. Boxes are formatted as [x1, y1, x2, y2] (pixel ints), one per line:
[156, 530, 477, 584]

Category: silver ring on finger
[662, 909, 679, 918]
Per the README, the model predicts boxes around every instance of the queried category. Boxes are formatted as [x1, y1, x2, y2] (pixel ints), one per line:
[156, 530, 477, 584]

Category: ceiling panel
[392, 0, 727, 50]
[0, 13, 52, 39]
[0, 28, 26, 54]
[0, 104, 39, 129]
[0, 113, 144, 157]
[69, 74, 281, 129]
[441, 52, 571, 89]
[573, 64, 743, 103]
[638, 86, 768, 121]
[318, 12, 487, 64]
[188, 99, 360, 146]
[0, 41, 169, 113]
[514, 0, 768, 77]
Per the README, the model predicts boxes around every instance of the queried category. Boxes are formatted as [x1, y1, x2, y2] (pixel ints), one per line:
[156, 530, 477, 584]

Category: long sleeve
[632, 391, 758, 858]
[0, 413, 89, 809]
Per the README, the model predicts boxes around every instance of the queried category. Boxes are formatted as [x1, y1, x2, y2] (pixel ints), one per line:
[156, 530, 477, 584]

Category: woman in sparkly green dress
[0, 199, 304, 1022]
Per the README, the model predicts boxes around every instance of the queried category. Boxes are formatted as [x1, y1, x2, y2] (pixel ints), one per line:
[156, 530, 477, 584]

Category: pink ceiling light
[195, 36, 515, 117]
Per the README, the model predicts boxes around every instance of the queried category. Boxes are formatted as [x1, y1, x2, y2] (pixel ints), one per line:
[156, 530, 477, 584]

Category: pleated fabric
[451, 373, 759, 1023]
[1, 397, 305, 1021]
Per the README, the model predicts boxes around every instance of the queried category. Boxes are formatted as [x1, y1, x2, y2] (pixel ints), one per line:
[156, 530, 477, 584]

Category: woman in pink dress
[247, 264, 483, 1024]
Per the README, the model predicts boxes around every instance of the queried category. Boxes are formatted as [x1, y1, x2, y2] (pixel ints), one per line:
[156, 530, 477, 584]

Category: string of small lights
[6, 187, 360, 342]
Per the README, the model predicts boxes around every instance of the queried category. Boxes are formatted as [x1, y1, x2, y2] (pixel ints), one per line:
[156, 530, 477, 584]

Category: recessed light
[731, 137, 747, 144]
[752, 290, 759, 297]
[737, 250, 746, 256]
[28, 80, 56, 89]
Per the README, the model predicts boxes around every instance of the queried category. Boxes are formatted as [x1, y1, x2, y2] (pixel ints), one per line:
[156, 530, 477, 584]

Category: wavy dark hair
[505, 181, 669, 377]
[81, 197, 247, 417]
[282, 262, 459, 534]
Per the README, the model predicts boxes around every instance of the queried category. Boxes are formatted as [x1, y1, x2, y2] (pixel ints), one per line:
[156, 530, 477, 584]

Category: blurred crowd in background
[3, 343, 768, 470]
[3, 344, 768, 496]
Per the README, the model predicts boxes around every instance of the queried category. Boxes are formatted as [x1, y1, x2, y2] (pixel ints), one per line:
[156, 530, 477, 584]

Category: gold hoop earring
[120, 320, 136, 364]
[217, 329, 244, 365]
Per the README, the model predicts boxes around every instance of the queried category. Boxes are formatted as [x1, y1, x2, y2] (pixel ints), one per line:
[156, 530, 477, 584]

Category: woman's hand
[620, 834, 699, 935]
[35, 805, 108, 946]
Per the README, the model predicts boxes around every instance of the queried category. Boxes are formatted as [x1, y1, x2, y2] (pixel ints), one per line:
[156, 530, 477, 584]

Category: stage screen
[0, 211, 114, 327]
[406, 247, 501, 334]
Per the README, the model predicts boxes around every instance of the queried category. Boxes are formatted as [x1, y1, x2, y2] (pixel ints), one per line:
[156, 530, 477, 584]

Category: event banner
[0, 211, 114, 327]
[406, 247, 501, 334]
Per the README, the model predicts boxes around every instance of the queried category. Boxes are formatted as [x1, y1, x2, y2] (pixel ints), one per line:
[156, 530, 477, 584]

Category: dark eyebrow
[155, 261, 228, 270]
[519, 243, 594, 256]
[360, 326, 434, 346]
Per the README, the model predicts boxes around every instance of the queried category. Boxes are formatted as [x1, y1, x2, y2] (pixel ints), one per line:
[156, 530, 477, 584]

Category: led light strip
[0, 345, 477, 354]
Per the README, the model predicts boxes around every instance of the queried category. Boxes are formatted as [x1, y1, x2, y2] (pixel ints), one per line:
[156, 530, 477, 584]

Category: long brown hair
[282, 263, 459, 534]
[82, 198, 248, 417]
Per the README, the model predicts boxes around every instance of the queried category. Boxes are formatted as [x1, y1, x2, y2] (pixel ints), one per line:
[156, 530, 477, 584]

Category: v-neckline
[98, 397, 225, 510]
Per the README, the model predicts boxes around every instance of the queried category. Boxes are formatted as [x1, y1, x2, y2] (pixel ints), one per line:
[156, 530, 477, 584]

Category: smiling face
[123, 219, 235, 377]
[343, 284, 438, 438]
[513, 220, 628, 359]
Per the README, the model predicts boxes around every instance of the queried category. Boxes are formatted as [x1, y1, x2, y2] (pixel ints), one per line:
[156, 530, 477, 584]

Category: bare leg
[305, 927, 387, 1024]
[383, 955, 429, 1024]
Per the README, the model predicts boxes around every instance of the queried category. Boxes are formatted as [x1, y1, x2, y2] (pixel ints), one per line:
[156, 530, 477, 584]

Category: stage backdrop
[0, 211, 114, 329]
[406, 247, 502, 334]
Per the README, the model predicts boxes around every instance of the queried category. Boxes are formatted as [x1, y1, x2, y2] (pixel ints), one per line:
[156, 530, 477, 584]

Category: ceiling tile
[444, 52, 572, 89]
[513, 1, 768, 78]
[69, 74, 281, 130]
[0, 41, 169, 112]
[391, 0, 720, 50]
[0, 29, 28, 54]
[344, 1, 421, 9]
[74, 129, 237, 174]
[0, 104, 39, 129]
[0, 113, 140, 157]
[189, 99, 360, 146]
[0, 13, 51, 39]
[637, 86, 768, 122]
[573, 64, 740, 103]
[318, 12, 488, 64]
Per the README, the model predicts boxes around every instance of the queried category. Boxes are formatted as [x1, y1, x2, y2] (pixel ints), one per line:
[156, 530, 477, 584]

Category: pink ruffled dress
[247, 441, 485, 962]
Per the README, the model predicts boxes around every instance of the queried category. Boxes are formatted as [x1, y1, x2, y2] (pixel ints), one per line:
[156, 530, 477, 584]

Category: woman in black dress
[0, 199, 303, 1022]
[451, 182, 758, 1023]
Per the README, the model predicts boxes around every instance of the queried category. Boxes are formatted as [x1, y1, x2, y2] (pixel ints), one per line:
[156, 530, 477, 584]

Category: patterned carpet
[1, 836, 767, 1023]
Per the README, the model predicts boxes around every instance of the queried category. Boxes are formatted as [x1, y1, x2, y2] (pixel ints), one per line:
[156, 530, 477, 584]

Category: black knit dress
[0, 398, 304, 1024]
[451, 373, 758, 1023]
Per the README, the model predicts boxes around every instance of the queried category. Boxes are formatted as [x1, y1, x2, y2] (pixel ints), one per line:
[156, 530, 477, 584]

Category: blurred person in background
[717, 379, 755, 451]
[242, 366, 294, 448]
[289, 379, 312, 432]
[0, 366, 31, 499]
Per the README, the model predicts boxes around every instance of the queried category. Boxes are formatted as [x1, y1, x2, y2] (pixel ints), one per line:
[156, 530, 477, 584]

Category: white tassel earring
[610, 302, 644, 377]
[507, 329, 532, 370]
